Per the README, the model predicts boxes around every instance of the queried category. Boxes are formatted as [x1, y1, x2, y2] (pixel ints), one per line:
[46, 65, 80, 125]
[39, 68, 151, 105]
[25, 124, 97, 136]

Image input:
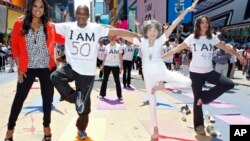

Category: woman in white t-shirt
[129, 1, 199, 140]
[163, 15, 246, 136]
[99, 35, 123, 100]
[122, 41, 136, 88]
[162, 40, 174, 70]
[97, 39, 106, 79]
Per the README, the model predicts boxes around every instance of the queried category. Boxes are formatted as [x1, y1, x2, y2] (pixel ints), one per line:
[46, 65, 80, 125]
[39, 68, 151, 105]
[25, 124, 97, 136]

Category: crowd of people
[1, 0, 249, 141]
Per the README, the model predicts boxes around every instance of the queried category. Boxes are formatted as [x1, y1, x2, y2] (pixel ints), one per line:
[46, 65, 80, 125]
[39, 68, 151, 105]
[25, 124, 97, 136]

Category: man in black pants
[50, 5, 139, 140]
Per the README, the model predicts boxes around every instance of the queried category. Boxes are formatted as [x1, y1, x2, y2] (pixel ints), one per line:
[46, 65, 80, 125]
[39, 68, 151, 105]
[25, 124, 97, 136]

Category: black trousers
[165, 62, 172, 70]
[190, 70, 234, 128]
[227, 63, 233, 78]
[97, 58, 103, 78]
[100, 66, 122, 98]
[7, 68, 54, 130]
[50, 64, 94, 130]
[122, 60, 132, 86]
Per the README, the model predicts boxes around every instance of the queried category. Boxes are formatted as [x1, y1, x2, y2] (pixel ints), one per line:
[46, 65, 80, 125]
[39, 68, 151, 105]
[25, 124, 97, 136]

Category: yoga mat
[140, 119, 196, 141]
[209, 100, 236, 108]
[182, 92, 193, 98]
[22, 95, 60, 113]
[183, 93, 236, 108]
[141, 94, 176, 109]
[59, 117, 106, 141]
[97, 95, 126, 110]
[124, 84, 136, 91]
[116, 83, 137, 91]
[215, 114, 250, 125]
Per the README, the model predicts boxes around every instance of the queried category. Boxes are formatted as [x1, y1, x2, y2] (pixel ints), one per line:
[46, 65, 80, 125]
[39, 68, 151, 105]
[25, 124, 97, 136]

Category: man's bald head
[76, 5, 89, 15]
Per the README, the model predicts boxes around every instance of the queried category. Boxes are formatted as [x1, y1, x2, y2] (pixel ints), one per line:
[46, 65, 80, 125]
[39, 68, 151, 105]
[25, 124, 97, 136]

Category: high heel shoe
[4, 137, 13, 141]
[42, 134, 52, 141]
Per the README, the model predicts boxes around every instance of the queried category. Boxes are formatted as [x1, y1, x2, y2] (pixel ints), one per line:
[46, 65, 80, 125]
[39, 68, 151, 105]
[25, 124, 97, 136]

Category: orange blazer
[11, 19, 64, 72]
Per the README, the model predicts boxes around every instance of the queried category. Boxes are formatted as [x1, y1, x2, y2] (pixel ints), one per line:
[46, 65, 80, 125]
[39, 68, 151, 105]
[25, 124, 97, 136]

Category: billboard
[168, 0, 192, 24]
[0, 5, 7, 33]
[194, 0, 250, 27]
[7, 9, 23, 34]
[9, 0, 26, 8]
[137, 0, 166, 24]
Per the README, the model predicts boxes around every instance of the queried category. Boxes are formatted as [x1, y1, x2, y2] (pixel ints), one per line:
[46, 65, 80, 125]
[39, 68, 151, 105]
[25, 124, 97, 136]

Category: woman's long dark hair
[194, 15, 212, 39]
[22, 0, 50, 37]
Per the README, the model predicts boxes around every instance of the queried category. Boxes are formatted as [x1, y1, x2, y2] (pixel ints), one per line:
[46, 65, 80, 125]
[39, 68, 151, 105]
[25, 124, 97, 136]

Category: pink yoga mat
[183, 93, 236, 108]
[97, 95, 126, 110]
[209, 100, 236, 108]
[215, 114, 250, 125]
[140, 119, 196, 141]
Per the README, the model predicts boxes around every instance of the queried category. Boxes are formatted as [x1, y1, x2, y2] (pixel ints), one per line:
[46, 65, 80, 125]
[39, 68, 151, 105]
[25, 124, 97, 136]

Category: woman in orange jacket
[4, 0, 63, 141]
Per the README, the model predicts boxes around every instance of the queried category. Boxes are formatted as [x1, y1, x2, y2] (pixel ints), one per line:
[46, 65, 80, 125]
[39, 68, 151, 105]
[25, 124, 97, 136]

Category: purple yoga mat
[215, 114, 250, 125]
[113, 83, 136, 92]
[97, 95, 126, 110]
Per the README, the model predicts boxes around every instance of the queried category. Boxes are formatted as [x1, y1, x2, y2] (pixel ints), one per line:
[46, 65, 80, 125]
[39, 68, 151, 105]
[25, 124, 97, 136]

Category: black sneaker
[75, 91, 84, 114]
[118, 97, 123, 101]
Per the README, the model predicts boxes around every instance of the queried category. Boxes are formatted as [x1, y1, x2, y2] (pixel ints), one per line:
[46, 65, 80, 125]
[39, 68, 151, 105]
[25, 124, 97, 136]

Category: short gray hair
[141, 20, 162, 39]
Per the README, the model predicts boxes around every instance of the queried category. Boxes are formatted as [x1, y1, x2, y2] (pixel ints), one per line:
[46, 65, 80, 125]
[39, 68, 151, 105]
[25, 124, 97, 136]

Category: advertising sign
[7, 9, 23, 34]
[137, 0, 166, 24]
[168, 0, 192, 24]
[0, 5, 7, 33]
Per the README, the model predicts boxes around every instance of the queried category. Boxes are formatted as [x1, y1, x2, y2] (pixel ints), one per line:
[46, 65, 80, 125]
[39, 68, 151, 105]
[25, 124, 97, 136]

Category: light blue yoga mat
[140, 94, 177, 109]
[22, 95, 60, 114]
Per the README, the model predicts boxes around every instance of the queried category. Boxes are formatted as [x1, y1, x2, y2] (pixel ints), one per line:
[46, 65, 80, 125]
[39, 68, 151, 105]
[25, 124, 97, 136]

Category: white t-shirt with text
[184, 34, 220, 73]
[122, 45, 135, 61]
[97, 45, 106, 60]
[162, 45, 174, 63]
[104, 43, 123, 67]
[55, 22, 109, 75]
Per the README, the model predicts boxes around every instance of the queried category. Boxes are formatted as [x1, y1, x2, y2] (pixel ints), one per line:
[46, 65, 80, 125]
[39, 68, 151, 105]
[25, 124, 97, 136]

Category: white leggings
[143, 63, 191, 127]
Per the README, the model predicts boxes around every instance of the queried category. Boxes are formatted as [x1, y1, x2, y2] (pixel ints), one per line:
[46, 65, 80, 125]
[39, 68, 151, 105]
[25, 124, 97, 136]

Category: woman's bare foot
[197, 98, 203, 106]
[151, 126, 159, 141]
[151, 82, 165, 94]
[5, 129, 14, 139]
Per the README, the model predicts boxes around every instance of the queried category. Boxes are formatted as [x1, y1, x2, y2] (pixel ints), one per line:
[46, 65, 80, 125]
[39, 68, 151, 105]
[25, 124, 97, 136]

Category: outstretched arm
[108, 28, 140, 43]
[162, 42, 189, 58]
[164, 0, 199, 38]
[135, 20, 141, 34]
[108, 28, 139, 38]
[216, 42, 247, 66]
